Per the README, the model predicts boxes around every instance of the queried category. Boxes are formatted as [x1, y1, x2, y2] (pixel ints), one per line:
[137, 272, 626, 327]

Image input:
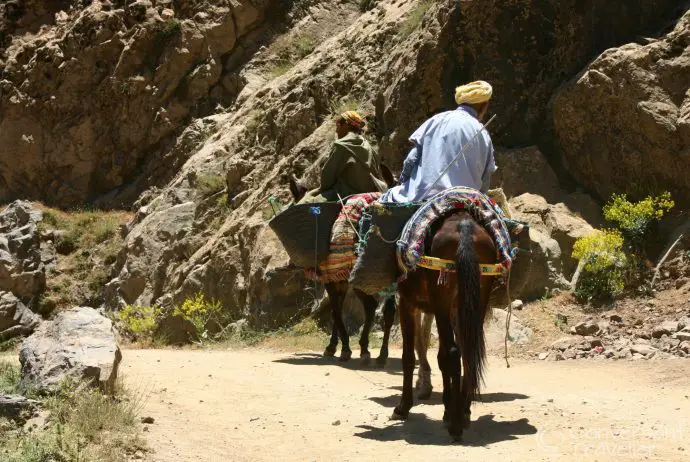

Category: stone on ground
[20, 307, 122, 393]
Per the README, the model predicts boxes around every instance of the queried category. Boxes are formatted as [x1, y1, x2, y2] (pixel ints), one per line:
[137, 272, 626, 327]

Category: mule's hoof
[323, 347, 336, 357]
[360, 352, 371, 365]
[339, 350, 352, 361]
[448, 424, 464, 442]
[416, 385, 433, 400]
[390, 408, 408, 421]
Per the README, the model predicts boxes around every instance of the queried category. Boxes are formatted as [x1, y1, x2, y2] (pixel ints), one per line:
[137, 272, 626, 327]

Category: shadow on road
[354, 413, 537, 447]
[273, 352, 404, 375]
[369, 387, 528, 408]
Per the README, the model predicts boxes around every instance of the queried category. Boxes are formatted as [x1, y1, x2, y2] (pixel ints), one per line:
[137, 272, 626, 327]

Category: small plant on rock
[173, 293, 231, 343]
[156, 18, 181, 46]
[197, 173, 226, 198]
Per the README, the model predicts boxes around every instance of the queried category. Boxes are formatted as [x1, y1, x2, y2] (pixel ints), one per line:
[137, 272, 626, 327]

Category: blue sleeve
[399, 145, 421, 184]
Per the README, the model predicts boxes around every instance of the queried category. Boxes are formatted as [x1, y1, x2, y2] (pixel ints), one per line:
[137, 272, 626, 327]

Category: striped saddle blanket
[397, 187, 519, 279]
[305, 192, 381, 283]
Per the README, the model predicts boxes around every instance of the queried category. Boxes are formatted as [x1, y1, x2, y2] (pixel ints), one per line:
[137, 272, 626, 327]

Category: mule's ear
[288, 176, 300, 201]
[288, 176, 308, 202]
[380, 163, 397, 188]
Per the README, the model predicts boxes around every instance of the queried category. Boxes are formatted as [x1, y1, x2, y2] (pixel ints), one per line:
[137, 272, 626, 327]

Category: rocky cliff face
[1, 0, 688, 328]
[553, 8, 690, 205]
[0, 0, 274, 207]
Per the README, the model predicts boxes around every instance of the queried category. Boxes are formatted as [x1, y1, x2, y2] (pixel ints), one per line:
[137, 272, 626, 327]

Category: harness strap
[418, 255, 504, 276]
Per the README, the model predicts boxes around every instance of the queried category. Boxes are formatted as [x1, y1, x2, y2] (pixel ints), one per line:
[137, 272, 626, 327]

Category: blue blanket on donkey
[396, 187, 518, 280]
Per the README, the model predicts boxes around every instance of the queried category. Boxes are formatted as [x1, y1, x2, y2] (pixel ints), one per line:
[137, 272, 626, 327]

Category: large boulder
[511, 193, 595, 277]
[0, 201, 46, 304]
[19, 307, 122, 393]
[378, 0, 682, 163]
[0, 291, 40, 341]
[552, 10, 690, 206]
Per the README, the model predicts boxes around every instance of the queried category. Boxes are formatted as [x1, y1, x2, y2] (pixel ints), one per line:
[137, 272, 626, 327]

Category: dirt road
[123, 349, 690, 461]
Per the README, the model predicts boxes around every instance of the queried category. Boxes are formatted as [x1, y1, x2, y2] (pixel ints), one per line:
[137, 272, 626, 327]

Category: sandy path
[123, 349, 690, 461]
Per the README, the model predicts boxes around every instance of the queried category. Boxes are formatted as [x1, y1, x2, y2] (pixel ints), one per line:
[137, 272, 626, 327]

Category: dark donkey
[287, 166, 435, 395]
[287, 165, 399, 365]
[392, 210, 497, 440]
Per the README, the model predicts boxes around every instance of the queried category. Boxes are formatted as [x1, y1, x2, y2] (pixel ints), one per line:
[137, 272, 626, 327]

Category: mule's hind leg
[324, 283, 351, 360]
[415, 311, 434, 399]
[435, 313, 452, 427]
[323, 324, 338, 357]
[356, 290, 377, 365]
[377, 296, 395, 367]
[392, 295, 416, 420]
[436, 313, 463, 440]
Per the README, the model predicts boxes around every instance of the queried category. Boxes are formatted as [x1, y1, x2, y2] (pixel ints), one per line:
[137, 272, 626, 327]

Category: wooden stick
[570, 259, 585, 293]
[651, 233, 684, 288]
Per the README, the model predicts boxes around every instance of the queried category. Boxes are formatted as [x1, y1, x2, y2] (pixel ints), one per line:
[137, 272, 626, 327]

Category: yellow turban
[454, 81, 493, 105]
[340, 111, 366, 129]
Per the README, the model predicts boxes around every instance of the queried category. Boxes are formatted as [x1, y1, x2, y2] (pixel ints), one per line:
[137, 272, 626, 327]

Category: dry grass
[0, 360, 147, 462]
[32, 203, 132, 314]
[265, 31, 317, 78]
[328, 96, 363, 119]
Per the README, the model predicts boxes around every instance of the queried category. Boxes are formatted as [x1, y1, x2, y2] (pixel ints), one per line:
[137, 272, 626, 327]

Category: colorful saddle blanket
[305, 192, 381, 282]
[396, 187, 517, 279]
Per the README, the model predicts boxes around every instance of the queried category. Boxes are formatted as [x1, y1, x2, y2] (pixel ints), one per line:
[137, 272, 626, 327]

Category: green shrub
[572, 230, 627, 300]
[603, 192, 674, 247]
[117, 305, 161, 341]
[42, 211, 59, 227]
[55, 232, 79, 255]
[156, 19, 181, 45]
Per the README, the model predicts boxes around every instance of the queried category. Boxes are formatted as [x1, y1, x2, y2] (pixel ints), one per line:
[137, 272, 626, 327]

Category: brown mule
[392, 211, 496, 441]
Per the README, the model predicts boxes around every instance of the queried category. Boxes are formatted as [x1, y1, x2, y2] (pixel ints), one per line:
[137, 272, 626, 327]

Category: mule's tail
[456, 218, 486, 402]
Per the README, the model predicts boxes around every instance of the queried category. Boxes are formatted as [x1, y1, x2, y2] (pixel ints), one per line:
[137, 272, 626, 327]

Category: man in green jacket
[299, 111, 386, 203]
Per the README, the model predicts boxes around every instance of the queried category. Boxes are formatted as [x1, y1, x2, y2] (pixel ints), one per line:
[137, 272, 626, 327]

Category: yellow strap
[417, 255, 504, 276]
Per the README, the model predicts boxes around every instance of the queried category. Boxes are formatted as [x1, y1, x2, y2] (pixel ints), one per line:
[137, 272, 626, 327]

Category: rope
[310, 206, 322, 310]
[503, 270, 512, 368]
[336, 193, 363, 242]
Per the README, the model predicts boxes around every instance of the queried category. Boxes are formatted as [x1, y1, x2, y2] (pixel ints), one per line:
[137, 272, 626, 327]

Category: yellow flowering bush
[572, 230, 626, 272]
[603, 192, 674, 243]
[117, 305, 161, 340]
[572, 230, 626, 300]
[173, 293, 227, 342]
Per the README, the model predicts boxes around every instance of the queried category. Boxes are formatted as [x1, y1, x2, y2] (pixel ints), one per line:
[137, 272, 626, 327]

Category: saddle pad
[396, 187, 517, 279]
